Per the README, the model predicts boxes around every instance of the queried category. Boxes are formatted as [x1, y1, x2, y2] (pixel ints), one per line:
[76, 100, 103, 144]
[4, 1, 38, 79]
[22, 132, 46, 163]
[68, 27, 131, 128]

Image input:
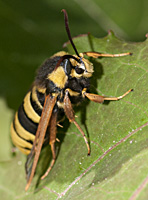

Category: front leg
[82, 88, 133, 103]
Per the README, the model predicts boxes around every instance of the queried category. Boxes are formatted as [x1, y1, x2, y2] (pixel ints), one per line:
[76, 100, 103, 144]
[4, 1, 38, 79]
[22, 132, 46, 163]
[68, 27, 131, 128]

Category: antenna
[62, 9, 79, 57]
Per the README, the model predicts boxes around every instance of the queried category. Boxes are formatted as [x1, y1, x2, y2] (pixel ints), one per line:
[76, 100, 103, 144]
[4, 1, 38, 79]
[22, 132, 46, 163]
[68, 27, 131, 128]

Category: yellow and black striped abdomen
[10, 86, 45, 155]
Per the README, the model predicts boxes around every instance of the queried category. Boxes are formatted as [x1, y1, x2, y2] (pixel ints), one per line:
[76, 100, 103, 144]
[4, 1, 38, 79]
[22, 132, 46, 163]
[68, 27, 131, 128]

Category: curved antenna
[62, 9, 80, 57]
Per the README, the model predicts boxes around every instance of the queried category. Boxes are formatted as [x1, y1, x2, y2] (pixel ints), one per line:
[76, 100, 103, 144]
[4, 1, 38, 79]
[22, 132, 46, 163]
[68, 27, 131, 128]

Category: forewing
[25, 94, 57, 191]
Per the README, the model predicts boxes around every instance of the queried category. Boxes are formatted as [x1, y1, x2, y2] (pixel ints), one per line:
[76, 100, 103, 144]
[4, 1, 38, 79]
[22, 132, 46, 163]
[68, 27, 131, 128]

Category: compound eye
[75, 66, 84, 74]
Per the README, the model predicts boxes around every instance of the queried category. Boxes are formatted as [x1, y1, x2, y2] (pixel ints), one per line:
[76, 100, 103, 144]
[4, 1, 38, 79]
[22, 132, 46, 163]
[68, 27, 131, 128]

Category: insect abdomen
[10, 86, 45, 155]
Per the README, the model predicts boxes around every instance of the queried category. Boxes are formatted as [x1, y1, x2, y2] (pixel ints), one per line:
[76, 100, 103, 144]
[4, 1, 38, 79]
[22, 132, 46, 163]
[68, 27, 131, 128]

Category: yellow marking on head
[32, 86, 43, 110]
[24, 91, 40, 123]
[70, 69, 82, 78]
[69, 54, 94, 78]
[48, 66, 68, 88]
[82, 57, 94, 74]
[10, 123, 32, 155]
[14, 112, 35, 141]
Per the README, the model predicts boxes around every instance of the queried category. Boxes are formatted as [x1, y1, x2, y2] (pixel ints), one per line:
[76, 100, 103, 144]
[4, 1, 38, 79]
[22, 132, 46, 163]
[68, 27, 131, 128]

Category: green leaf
[1, 32, 148, 200]
[0, 98, 13, 161]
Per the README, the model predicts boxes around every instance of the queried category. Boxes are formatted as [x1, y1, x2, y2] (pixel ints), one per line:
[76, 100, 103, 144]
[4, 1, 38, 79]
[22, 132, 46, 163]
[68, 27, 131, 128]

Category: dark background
[0, 0, 148, 109]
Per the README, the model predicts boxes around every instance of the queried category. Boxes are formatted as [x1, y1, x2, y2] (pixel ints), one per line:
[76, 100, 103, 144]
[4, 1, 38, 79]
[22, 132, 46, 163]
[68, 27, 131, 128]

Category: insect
[10, 9, 132, 191]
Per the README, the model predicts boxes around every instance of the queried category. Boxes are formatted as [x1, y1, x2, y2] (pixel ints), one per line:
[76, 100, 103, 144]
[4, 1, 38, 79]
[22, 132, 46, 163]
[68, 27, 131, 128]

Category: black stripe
[23, 147, 32, 150]
[30, 91, 42, 116]
[36, 89, 45, 107]
[18, 104, 38, 135]
[13, 120, 33, 145]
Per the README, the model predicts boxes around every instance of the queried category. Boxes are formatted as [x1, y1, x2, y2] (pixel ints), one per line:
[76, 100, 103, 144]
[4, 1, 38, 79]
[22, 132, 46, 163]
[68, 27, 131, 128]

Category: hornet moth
[10, 9, 132, 191]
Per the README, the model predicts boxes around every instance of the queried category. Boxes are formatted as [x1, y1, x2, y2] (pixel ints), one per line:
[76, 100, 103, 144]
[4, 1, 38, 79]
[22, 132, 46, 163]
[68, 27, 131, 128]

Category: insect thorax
[35, 51, 94, 108]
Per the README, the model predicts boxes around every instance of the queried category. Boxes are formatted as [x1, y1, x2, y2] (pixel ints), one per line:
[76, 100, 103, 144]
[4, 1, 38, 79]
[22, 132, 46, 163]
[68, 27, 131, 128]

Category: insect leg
[41, 111, 57, 180]
[64, 89, 90, 155]
[82, 88, 133, 103]
[83, 51, 132, 58]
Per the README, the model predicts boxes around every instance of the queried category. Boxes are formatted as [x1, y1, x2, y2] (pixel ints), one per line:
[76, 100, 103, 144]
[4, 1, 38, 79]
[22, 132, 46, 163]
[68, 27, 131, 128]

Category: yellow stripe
[16, 146, 31, 155]
[10, 123, 32, 154]
[32, 86, 43, 110]
[24, 91, 40, 123]
[14, 112, 35, 142]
